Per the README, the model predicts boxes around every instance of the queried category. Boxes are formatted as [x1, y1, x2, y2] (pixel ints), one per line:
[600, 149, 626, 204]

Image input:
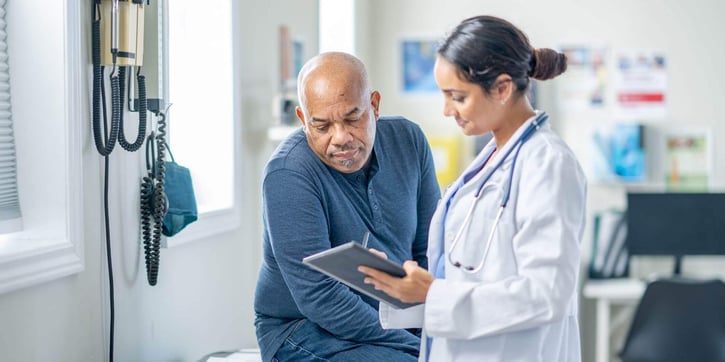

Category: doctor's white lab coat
[380, 113, 587, 362]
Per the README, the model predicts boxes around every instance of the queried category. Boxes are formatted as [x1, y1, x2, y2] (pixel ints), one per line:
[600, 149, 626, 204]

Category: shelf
[590, 180, 667, 191]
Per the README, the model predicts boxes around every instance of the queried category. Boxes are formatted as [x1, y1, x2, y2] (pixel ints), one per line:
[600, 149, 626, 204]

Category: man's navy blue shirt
[254, 116, 440, 361]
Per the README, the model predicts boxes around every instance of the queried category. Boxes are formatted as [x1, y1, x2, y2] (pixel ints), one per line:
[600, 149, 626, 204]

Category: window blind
[0, 0, 22, 233]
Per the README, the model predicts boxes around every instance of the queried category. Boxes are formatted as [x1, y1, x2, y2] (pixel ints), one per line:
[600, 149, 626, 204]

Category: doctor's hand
[358, 257, 434, 304]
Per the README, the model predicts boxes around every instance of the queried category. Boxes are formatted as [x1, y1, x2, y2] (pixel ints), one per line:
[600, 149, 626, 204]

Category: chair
[619, 278, 725, 362]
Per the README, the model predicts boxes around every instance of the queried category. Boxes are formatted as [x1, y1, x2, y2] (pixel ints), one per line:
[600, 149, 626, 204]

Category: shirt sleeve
[380, 303, 425, 329]
[424, 143, 586, 339]
[264, 168, 419, 344]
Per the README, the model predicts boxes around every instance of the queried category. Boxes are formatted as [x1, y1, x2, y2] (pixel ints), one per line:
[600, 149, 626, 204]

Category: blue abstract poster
[401, 39, 439, 93]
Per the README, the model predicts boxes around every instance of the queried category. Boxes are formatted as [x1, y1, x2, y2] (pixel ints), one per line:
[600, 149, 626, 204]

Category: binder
[589, 210, 629, 279]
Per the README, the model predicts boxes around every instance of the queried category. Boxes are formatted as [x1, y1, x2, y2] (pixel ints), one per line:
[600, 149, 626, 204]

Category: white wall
[357, 0, 725, 360]
[3, 1, 723, 361]
[0, 1, 317, 361]
[0, 2, 99, 361]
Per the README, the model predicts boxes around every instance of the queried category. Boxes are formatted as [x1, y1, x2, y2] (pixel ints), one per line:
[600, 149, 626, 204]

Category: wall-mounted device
[92, 0, 166, 287]
[128, 0, 165, 113]
[98, 0, 145, 66]
[91, 1, 168, 361]
[91, 0, 148, 156]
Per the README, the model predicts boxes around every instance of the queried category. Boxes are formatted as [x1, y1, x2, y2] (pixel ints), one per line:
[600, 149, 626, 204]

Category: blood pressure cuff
[162, 160, 198, 237]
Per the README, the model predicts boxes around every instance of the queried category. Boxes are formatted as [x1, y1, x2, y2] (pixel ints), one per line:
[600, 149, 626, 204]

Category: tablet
[302, 241, 421, 309]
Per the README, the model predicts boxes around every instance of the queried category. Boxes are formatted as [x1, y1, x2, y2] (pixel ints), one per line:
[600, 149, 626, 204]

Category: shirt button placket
[369, 188, 382, 223]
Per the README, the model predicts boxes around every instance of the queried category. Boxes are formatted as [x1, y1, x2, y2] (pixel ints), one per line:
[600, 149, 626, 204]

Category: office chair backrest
[619, 278, 725, 362]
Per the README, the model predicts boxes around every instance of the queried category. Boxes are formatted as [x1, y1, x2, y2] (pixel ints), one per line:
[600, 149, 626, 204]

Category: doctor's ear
[493, 74, 513, 104]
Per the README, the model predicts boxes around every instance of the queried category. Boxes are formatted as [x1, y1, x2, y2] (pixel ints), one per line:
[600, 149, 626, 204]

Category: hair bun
[529, 48, 567, 80]
[528, 49, 538, 77]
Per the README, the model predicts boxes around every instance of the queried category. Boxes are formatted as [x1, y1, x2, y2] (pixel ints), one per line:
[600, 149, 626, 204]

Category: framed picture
[663, 129, 711, 191]
[590, 123, 646, 183]
[613, 50, 668, 120]
[400, 38, 439, 94]
[557, 45, 608, 111]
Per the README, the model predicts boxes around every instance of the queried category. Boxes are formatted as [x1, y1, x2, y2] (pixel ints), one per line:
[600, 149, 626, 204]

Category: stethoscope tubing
[447, 112, 548, 274]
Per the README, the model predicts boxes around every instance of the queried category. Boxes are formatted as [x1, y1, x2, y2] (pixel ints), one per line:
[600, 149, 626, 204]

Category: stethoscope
[447, 112, 548, 273]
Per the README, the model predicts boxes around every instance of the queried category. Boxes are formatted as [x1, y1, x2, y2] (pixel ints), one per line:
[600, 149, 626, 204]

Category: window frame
[0, 0, 84, 295]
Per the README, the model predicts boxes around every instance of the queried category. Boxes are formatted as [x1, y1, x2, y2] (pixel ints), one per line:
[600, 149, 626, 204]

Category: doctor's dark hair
[437, 15, 567, 96]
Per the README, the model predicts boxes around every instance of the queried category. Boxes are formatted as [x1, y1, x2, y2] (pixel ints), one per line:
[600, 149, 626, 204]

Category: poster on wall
[590, 123, 646, 183]
[401, 39, 439, 94]
[557, 46, 607, 111]
[613, 50, 668, 120]
[664, 131, 710, 192]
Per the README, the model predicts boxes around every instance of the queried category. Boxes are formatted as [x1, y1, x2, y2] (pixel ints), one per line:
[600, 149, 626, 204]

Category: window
[164, 0, 239, 246]
[0, 0, 22, 234]
[0, 0, 83, 294]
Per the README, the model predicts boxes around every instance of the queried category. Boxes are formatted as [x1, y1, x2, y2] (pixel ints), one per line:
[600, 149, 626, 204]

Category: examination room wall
[2, 1, 724, 362]
[357, 0, 725, 360]
[0, 0, 318, 361]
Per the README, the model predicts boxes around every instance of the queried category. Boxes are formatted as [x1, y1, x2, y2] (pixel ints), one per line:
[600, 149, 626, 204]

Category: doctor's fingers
[359, 266, 397, 292]
[363, 274, 415, 303]
[367, 248, 388, 259]
[397, 262, 434, 303]
[360, 263, 432, 303]
[358, 265, 395, 283]
[357, 260, 419, 284]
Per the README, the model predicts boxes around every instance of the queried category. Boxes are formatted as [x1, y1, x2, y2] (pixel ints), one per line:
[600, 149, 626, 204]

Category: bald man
[254, 52, 440, 361]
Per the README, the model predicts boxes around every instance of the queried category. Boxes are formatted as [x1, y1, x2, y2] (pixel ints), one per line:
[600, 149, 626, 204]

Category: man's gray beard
[340, 159, 354, 167]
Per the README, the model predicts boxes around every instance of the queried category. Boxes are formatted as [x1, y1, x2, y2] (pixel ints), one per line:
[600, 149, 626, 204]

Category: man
[254, 52, 441, 361]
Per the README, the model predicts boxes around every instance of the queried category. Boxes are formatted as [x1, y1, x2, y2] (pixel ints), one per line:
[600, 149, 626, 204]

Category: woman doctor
[359, 15, 587, 361]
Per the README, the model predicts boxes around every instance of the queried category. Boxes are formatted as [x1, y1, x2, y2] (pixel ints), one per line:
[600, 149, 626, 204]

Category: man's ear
[296, 106, 306, 129]
[370, 91, 381, 119]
